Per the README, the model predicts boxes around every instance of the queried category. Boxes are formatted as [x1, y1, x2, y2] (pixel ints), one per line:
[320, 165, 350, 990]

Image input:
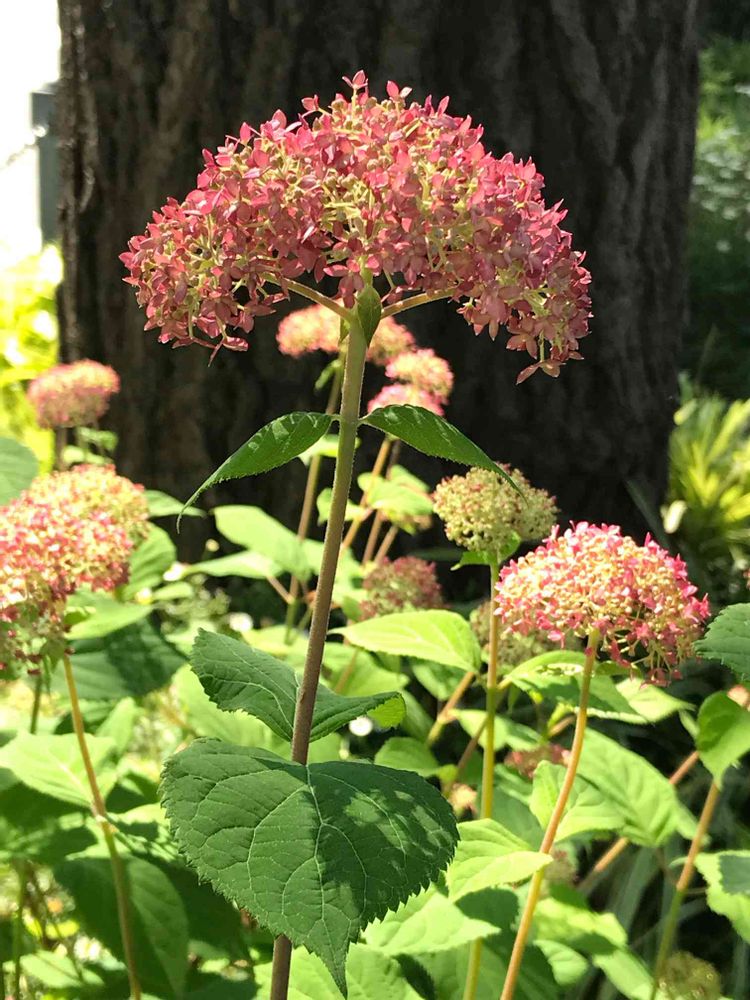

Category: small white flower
[229, 612, 253, 634]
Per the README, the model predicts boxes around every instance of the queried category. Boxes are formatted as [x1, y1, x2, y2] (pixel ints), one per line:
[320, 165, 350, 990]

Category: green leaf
[695, 603, 750, 682]
[594, 949, 671, 1000]
[145, 488, 205, 519]
[534, 885, 627, 954]
[186, 550, 280, 580]
[55, 854, 189, 997]
[66, 590, 152, 639]
[614, 678, 692, 723]
[0, 436, 38, 504]
[191, 629, 404, 743]
[213, 505, 321, 581]
[356, 285, 383, 341]
[696, 852, 750, 941]
[0, 781, 94, 864]
[336, 610, 481, 672]
[576, 729, 681, 846]
[446, 819, 550, 900]
[719, 852, 750, 895]
[124, 524, 177, 597]
[21, 952, 105, 992]
[257, 943, 422, 1000]
[363, 885, 510, 955]
[698, 691, 750, 786]
[0, 732, 116, 807]
[530, 762, 624, 841]
[161, 740, 457, 993]
[182, 412, 333, 515]
[360, 406, 516, 486]
[374, 738, 440, 776]
[62, 620, 185, 700]
[506, 658, 638, 720]
[97, 698, 139, 755]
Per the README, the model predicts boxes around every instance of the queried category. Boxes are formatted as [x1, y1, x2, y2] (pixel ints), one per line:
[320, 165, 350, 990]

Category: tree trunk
[58, 0, 699, 544]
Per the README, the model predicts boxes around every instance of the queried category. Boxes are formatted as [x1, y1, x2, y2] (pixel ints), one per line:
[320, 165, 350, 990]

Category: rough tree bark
[57, 0, 699, 541]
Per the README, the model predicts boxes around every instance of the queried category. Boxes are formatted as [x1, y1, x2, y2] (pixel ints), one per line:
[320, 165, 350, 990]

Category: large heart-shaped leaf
[161, 740, 457, 993]
[191, 630, 404, 742]
[695, 603, 750, 681]
[530, 762, 624, 841]
[360, 405, 515, 487]
[213, 505, 322, 582]
[336, 610, 480, 672]
[182, 412, 333, 517]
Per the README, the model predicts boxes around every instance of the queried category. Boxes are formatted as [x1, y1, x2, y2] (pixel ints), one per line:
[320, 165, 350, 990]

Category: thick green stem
[649, 780, 722, 1000]
[463, 563, 500, 1000]
[270, 316, 368, 1000]
[63, 656, 142, 1000]
[285, 363, 343, 640]
[499, 631, 600, 1000]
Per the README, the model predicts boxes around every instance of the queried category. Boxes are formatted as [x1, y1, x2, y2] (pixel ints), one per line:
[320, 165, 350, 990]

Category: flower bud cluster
[360, 556, 444, 619]
[0, 466, 148, 673]
[434, 465, 558, 558]
[495, 523, 710, 682]
[27, 360, 120, 429]
[122, 72, 590, 382]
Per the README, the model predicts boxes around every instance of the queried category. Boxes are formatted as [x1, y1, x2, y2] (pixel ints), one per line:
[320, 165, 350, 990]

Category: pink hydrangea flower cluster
[360, 556, 444, 620]
[27, 360, 120, 429]
[121, 72, 591, 382]
[385, 348, 454, 401]
[276, 302, 414, 363]
[495, 523, 710, 683]
[0, 466, 148, 673]
[367, 381, 446, 417]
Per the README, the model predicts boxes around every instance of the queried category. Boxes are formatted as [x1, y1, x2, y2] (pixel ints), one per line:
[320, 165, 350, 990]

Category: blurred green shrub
[0, 246, 60, 464]
[663, 379, 750, 604]
[685, 38, 750, 397]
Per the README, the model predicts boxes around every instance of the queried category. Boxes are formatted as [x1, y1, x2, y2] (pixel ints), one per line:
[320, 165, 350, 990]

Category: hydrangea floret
[27, 360, 120, 429]
[495, 522, 710, 683]
[470, 599, 554, 664]
[385, 348, 454, 402]
[0, 466, 148, 672]
[434, 465, 558, 559]
[121, 72, 591, 382]
[360, 556, 444, 619]
[277, 303, 415, 363]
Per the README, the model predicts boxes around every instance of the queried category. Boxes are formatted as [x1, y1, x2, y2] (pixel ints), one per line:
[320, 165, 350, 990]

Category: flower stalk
[285, 361, 344, 639]
[499, 630, 600, 1000]
[63, 655, 141, 1000]
[462, 562, 500, 1000]
[270, 312, 368, 1000]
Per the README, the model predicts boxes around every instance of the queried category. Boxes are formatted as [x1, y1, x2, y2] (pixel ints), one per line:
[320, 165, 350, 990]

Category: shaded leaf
[124, 524, 177, 597]
[145, 488, 205, 519]
[374, 738, 440, 776]
[63, 620, 184, 700]
[56, 854, 189, 998]
[0, 731, 116, 807]
[696, 852, 750, 942]
[191, 629, 404, 743]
